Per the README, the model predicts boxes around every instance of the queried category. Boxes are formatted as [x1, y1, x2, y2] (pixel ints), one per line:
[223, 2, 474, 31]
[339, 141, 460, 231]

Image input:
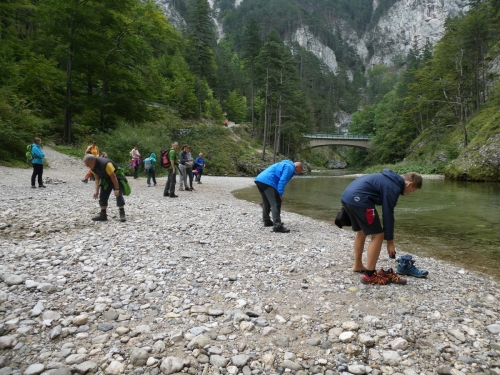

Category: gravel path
[0, 148, 499, 375]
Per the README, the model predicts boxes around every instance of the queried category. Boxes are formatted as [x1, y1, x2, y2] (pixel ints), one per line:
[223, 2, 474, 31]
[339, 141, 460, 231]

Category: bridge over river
[303, 133, 372, 149]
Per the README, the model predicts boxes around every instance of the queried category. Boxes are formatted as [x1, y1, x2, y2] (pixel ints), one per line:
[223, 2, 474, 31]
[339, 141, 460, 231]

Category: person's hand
[114, 190, 120, 197]
[172, 169, 176, 174]
[280, 196, 284, 202]
[93, 192, 99, 200]
[387, 240, 396, 259]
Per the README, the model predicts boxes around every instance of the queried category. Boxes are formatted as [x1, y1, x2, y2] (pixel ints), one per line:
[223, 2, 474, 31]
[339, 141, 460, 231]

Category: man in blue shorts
[341, 169, 422, 285]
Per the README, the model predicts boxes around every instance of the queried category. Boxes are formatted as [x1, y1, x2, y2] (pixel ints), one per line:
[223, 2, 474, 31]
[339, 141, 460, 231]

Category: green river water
[233, 171, 500, 280]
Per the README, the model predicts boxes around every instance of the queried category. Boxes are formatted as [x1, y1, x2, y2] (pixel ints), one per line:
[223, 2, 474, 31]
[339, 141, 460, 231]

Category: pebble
[0, 148, 499, 375]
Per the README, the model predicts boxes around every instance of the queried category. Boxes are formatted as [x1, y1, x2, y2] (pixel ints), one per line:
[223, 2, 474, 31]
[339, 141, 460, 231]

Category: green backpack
[26, 144, 33, 162]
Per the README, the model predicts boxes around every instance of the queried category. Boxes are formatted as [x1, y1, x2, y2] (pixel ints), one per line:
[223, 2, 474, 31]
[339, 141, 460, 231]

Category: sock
[365, 270, 375, 276]
[119, 208, 125, 213]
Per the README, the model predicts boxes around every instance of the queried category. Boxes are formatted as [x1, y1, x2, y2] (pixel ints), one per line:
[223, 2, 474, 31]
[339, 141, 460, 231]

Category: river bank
[0, 148, 499, 375]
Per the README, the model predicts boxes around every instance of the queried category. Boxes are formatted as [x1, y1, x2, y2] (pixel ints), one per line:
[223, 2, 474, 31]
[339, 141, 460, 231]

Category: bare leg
[366, 233, 385, 270]
[353, 231, 367, 272]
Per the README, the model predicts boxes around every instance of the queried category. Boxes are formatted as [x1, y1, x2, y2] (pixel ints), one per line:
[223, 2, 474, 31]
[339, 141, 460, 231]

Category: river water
[233, 170, 500, 280]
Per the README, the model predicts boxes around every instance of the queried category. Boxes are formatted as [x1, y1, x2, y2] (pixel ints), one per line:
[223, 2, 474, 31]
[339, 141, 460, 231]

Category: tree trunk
[63, 17, 75, 143]
[262, 67, 269, 161]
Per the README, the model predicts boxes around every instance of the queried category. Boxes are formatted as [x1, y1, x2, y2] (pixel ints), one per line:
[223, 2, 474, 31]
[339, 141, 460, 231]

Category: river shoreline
[0, 148, 499, 375]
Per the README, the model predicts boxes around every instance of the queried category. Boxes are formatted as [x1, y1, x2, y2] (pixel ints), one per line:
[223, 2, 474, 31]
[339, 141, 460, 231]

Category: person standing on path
[145, 152, 157, 187]
[185, 146, 195, 191]
[30, 137, 46, 188]
[195, 153, 205, 183]
[130, 144, 141, 179]
[83, 154, 127, 222]
[341, 169, 422, 285]
[82, 141, 99, 183]
[254, 160, 303, 233]
[163, 142, 179, 198]
[178, 144, 188, 191]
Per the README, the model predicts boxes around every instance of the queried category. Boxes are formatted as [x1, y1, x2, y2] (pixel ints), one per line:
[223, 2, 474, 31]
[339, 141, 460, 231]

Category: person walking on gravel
[341, 169, 422, 285]
[82, 141, 99, 183]
[163, 142, 179, 198]
[255, 160, 303, 233]
[83, 154, 127, 222]
[30, 137, 46, 188]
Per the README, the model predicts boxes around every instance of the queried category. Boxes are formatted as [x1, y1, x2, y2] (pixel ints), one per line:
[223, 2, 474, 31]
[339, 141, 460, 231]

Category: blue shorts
[341, 201, 383, 235]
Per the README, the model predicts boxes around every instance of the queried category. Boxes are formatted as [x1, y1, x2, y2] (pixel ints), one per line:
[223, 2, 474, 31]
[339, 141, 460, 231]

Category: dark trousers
[31, 164, 44, 187]
[134, 165, 139, 179]
[164, 168, 176, 196]
[255, 181, 281, 226]
[186, 167, 193, 188]
[196, 169, 203, 181]
[147, 169, 156, 185]
[99, 181, 125, 208]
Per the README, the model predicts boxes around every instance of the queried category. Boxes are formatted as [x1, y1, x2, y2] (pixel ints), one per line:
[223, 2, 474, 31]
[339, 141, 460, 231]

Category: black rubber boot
[119, 209, 126, 222]
[92, 211, 107, 221]
[263, 219, 274, 227]
[273, 223, 290, 233]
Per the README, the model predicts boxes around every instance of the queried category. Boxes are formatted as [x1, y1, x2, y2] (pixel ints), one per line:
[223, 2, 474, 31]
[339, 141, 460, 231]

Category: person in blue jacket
[341, 169, 422, 285]
[255, 160, 303, 233]
[31, 137, 46, 188]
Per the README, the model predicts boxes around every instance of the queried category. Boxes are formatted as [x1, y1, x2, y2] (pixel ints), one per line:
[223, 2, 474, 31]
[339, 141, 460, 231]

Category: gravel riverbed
[0, 148, 499, 375]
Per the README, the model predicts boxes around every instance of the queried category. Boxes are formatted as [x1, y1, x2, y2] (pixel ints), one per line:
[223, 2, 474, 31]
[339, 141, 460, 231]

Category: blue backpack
[144, 157, 152, 170]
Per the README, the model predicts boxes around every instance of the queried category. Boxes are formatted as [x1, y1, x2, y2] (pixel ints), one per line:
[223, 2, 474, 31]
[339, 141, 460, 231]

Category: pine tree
[242, 18, 262, 134]
[186, 0, 216, 115]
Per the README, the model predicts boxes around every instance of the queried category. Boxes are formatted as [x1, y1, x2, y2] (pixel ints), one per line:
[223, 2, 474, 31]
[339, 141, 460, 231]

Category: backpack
[26, 144, 33, 162]
[160, 149, 171, 168]
[144, 157, 152, 170]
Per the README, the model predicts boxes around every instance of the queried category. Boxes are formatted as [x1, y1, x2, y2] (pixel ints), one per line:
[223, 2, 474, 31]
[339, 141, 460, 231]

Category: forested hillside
[2, 0, 500, 180]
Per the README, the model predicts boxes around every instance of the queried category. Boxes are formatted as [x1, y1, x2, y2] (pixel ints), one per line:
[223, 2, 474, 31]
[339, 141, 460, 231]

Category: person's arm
[276, 164, 295, 196]
[93, 174, 100, 200]
[381, 189, 399, 242]
[105, 163, 120, 197]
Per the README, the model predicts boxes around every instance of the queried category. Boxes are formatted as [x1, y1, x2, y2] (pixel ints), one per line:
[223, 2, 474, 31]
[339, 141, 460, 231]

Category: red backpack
[160, 149, 171, 168]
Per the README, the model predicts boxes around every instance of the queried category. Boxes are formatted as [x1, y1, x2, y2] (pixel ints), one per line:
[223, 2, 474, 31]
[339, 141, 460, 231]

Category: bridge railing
[303, 133, 372, 139]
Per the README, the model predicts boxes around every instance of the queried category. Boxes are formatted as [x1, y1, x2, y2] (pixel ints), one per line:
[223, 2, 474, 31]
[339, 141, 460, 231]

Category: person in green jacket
[163, 142, 179, 198]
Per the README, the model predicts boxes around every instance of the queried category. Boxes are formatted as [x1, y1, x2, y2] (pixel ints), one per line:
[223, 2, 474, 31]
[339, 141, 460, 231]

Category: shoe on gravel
[92, 212, 107, 221]
[273, 224, 290, 233]
[396, 254, 428, 278]
[361, 273, 389, 285]
[169, 194, 178, 198]
[263, 219, 274, 227]
[378, 268, 407, 285]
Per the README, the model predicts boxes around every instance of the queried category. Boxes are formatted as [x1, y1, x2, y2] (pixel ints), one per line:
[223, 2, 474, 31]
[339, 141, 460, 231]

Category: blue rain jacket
[31, 144, 45, 165]
[254, 160, 296, 196]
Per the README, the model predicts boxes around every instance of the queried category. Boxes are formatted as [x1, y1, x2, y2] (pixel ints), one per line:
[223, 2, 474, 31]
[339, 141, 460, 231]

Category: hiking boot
[361, 273, 389, 285]
[396, 255, 428, 278]
[169, 194, 178, 198]
[263, 219, 274, 227]
[190, 187, 195, 191]
[31, 186, 37, 189]
[119, 210, 126, 222]
[39, 185, 46, 188]
[378, 268, 407, 285]
[273, 224, 290, 233]
[92, 211, 107, 221]
[82, 179, 88, 183]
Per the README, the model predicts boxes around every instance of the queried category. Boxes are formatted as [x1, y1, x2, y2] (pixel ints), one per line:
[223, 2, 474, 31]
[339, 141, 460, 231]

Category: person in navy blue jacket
[341, 169, 422, 285]
[255, 160, 303, 233]
[31, 137, 46, 188]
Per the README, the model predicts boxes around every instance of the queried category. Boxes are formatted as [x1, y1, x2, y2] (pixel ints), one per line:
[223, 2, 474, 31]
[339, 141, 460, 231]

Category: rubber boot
[119, 209, 126, 222]
[92, 210, 107, 221]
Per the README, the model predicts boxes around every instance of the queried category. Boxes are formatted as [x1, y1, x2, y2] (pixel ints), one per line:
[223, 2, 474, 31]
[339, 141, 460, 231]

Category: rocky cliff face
[363, 0, 470, 68]
[156, 0, 471, 71]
